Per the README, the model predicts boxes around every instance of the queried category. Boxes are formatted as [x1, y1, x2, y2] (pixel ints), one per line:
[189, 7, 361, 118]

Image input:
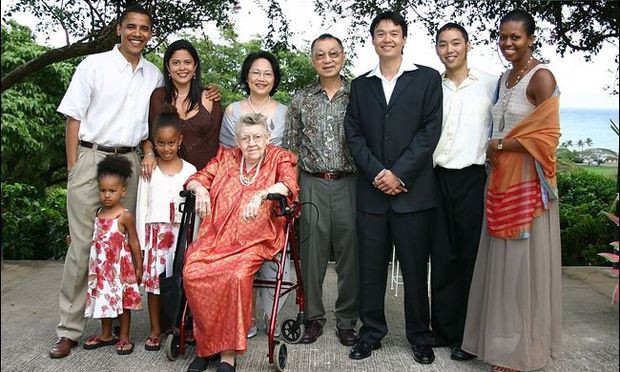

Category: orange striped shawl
[486, 96, 560, 239]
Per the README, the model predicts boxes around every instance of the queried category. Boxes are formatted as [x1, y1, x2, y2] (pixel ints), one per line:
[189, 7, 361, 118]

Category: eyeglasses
[313, 50, 343, 61]
[238, 133, 267, 144]
[249, 69, 274, 79]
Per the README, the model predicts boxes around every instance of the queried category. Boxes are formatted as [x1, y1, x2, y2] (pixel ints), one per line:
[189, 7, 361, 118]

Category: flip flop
[83, 335, 119, 350]
[116, 339, 135, 355]
[144, 336, 161, 351]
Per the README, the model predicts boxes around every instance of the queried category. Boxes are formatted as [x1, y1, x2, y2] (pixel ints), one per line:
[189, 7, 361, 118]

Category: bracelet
[144, 152, 155, 157]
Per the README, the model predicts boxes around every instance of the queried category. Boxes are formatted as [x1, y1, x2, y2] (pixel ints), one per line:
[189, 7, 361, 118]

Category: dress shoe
[187, 356, 208, 372]
[300, 320, 323, 344]
[216, 361, 236, 372]
[411, 344, 435, 364]
[349, 340, 382, 360]
[49, 337, 78, 358]
[335, 327, 359, 346]
[451, 346, 476, 361]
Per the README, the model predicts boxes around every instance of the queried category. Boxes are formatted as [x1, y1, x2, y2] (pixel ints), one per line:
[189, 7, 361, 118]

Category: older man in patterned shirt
[283, 33, 359, 346]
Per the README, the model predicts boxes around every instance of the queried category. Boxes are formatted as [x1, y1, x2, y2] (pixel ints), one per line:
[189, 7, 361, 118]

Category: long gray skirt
[462, 201, 562, 371]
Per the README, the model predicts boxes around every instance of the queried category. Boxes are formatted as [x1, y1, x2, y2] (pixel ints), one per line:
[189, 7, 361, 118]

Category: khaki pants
[56, 146, 140, 340]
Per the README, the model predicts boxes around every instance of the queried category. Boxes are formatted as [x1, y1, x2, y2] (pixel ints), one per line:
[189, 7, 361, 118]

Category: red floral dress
[142, 203, 180, 295]
[85, 209, 142, 318]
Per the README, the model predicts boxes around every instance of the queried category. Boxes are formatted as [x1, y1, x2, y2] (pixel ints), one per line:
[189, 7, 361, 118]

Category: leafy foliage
[1, 21, 75, 189]
[558, 170, 617, 266]
[1, 183, 68, 260]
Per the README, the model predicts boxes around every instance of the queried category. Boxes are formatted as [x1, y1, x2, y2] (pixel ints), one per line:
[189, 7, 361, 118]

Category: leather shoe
[411, 344, 435, 364]
[301, 320, 323, 344]
[49, 337, 78, 358]
[336, 327, 359, 346]
[349, 340, 381, 360]
[451, 346, 476, 361]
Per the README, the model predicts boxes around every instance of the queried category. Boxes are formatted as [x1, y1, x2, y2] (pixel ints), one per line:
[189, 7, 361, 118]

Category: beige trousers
[56, 146, 140, 340]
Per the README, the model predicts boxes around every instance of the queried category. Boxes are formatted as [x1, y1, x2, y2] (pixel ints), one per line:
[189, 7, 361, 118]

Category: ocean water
[560, 108, 619, 153]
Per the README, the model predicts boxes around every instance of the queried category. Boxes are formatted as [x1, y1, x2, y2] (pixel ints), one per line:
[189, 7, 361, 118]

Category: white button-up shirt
[433, 68, 498, 169]
[57, 45, 164, 147]
[366, 60, 418, 104]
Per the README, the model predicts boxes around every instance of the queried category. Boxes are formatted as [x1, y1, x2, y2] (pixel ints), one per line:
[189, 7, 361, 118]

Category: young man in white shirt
[345, 11, 442, 364]
[430, 22, 497, 361]
[49, 5, 164, 358]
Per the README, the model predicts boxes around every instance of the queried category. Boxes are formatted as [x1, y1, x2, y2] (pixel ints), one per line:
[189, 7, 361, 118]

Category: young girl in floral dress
[84, 155, 143, 355]
[136, 104, 197, 351]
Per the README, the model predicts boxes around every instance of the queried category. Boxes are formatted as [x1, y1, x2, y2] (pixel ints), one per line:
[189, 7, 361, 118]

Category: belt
[308, 171, 352, 181]
[79, 140, 135, 154]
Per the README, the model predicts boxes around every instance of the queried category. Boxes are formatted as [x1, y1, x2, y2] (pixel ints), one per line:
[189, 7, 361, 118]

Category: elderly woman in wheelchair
[183, 113, 299, 372]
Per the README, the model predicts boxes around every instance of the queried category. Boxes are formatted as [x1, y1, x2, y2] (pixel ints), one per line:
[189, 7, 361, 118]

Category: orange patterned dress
[183, 145, 299, 357]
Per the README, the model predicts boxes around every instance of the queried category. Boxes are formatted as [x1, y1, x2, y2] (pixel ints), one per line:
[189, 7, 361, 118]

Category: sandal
[116, 339, 135, 355]
[83, 335, 118, 350]
[145, 335, 161, 351]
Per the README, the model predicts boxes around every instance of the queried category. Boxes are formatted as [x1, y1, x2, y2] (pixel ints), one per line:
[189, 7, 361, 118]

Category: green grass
[578, 165, 618, 178]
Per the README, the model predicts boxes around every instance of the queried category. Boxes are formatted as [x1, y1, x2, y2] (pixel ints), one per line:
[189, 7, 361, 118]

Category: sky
[3, 0, 619, 109]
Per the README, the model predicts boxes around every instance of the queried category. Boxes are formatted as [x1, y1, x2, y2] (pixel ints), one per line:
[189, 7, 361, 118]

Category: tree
[2, 0, 618, 94]
[576, 139, 585, 152]
[585, 137, 593, 148]
[314, 0, 619, 94]
[1, 0, 244, 92]
[1, 21, 74, 189]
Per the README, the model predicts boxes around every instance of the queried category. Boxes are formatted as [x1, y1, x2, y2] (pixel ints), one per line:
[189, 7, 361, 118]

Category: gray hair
[234, 113, 270, 137]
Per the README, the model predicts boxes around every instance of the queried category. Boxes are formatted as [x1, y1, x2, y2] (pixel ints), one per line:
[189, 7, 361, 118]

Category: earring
[193, 75, 196, 80]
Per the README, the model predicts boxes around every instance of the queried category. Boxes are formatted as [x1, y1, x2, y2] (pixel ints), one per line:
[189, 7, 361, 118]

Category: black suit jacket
[344, 65, 442, 214]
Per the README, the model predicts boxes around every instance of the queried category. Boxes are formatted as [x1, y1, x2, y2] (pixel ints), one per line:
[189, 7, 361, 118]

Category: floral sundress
[142, 202, 180, 295]
[85, 209, 142, 319]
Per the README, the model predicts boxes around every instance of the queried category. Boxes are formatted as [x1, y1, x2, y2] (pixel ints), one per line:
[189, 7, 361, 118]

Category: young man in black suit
[344, 10, 442, 365]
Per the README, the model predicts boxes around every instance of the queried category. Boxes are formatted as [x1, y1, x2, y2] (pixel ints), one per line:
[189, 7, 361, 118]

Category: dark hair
[163, 39, 203, 112]
[310, 33, 344, 53]
[97, 156, 132, 185]
[436, 22, 469, 43]
[500, 9, 536, 36]
[119, 5, 153, 28]
[240, 51, 281, 96]
[153, 103, 181, 134]
[369, 11, 408, 37]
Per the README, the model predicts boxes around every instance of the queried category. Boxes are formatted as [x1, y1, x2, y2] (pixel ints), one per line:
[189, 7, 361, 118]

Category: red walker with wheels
[163, 191, 306, 371]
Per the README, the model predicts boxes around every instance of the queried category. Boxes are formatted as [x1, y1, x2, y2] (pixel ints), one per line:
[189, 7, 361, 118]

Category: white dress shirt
[366, 60, 418, 104]
[136, 160, 197, 252]
[433, 67, 498, 169]
[57, 45, 164, 147]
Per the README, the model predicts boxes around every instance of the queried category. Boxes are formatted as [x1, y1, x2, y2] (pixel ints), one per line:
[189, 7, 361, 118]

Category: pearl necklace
[247, 96, 271, 114]
[239, 156, 263, 186]
[498, 55, 534, 131]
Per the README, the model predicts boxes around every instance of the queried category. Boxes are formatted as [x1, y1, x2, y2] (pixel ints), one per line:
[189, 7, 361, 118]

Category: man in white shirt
[345, 11, 442, 364]
[430, 22, 497, 361]
[49, 5, 164, 358]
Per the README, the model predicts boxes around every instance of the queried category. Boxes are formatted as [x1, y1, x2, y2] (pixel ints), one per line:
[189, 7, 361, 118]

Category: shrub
[558, 170, 617, 266]
[1, 182, 68, 260]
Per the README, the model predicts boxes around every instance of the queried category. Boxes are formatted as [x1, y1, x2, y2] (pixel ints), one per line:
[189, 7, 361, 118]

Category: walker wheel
[165, 331, 181, 361]
[281, 319, 304, 344]
[273, 341, 287, 371]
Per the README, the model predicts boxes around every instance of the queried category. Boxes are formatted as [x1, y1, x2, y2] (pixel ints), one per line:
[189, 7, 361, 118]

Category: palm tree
[576, 139, 585, 152]
[585, 137, 593, 148]
[566, 140, 574, 149]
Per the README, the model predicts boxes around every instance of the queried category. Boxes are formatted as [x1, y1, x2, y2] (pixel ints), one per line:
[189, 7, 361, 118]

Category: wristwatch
[496, 139, 503, 150]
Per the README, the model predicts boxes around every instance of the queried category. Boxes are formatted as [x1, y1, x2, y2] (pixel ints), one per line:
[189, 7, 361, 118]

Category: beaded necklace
[498, 55, 534, 131]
